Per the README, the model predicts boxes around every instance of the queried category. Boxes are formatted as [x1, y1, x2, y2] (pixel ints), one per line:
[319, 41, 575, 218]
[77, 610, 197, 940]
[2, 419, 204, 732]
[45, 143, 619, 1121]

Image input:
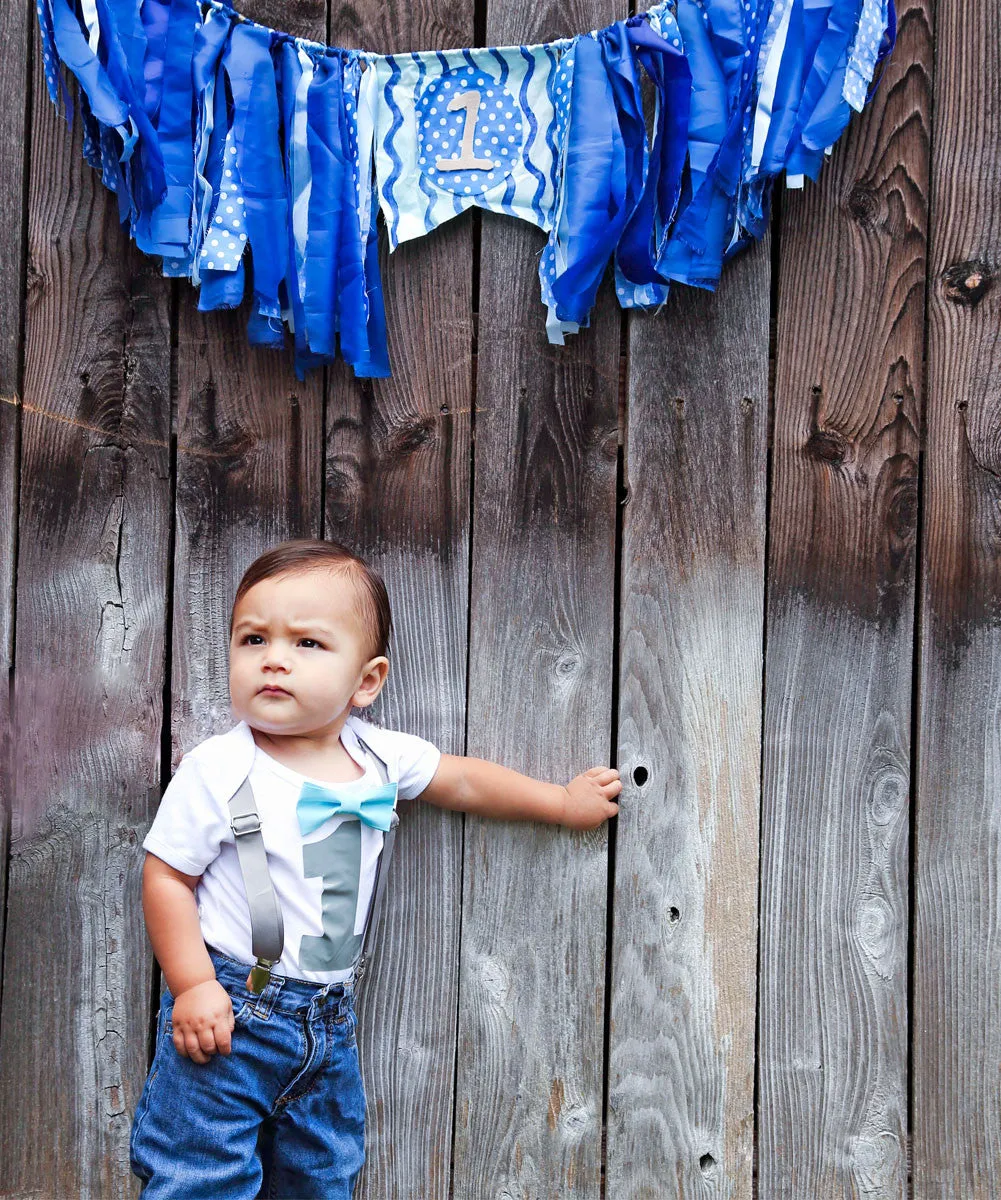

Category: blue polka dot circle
[416, 67, 523, 197]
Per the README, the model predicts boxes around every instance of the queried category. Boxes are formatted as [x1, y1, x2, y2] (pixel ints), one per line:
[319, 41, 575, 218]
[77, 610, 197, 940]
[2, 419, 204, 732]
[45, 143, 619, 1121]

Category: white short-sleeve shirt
[143, 717, 441, 984]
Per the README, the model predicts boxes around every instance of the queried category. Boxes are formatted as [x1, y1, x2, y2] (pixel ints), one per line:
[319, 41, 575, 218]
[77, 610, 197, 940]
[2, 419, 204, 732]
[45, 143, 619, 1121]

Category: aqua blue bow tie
[296, 780, 398, 835]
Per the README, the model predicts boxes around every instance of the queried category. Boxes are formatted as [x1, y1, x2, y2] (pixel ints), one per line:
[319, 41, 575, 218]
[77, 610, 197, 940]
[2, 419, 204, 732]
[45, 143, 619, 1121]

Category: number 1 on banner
[436, 91, 497, 172]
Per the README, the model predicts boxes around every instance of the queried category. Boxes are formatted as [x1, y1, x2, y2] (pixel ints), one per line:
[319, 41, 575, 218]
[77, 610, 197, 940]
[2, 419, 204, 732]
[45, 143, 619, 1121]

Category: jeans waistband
[205, 945, 357, 1017]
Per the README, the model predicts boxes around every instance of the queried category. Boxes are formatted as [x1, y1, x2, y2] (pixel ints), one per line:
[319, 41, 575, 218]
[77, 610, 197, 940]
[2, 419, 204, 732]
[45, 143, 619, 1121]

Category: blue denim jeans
[130, 946, 365, 1199]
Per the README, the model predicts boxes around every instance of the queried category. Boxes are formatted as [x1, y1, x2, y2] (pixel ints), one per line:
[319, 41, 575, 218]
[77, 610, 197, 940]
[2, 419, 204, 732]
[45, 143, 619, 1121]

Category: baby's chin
[233, 697, 350, 736]
[232, 696, 296, 730]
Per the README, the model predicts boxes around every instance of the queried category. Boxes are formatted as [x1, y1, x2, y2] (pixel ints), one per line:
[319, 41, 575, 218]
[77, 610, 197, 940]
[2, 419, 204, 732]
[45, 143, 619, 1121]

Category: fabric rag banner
[35, 0, 896, 379]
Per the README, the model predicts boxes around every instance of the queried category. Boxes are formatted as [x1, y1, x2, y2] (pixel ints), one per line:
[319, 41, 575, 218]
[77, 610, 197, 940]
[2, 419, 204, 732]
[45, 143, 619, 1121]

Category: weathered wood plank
[328, 10, 475, 1200]
[608, 243, 769, 1196]
[912, 0, 1001, 1194]
[0, 27, 172, 1197]
[0, 0, 31, 995]
[170, 0, 327, 757]
[324, 269, 471, 1200]
[758, 4, 932, 1194]
[452, 1, 620, 1193]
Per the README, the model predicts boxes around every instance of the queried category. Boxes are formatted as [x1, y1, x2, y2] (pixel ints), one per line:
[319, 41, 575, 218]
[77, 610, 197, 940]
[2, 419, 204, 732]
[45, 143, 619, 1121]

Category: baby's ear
[368, 656, 390, 685]
[354, 658, 389, 707]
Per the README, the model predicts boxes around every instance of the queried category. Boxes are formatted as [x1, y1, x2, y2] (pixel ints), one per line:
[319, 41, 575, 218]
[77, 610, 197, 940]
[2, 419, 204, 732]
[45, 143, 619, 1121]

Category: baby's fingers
[214, 1013, 235, 1057]
[174, 1025, 220, 1065]
[174, 1029, 209, 1064]
[585, 766, 620, 782]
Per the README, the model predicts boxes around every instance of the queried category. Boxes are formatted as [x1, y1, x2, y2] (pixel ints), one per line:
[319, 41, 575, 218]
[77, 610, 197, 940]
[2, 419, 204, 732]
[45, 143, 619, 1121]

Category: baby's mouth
[258, 685, 293, 697]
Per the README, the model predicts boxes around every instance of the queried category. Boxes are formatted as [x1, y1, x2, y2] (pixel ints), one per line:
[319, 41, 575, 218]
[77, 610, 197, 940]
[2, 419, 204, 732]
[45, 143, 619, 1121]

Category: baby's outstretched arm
[142, 852, 237, 1065]
[419, 755, 621, 829]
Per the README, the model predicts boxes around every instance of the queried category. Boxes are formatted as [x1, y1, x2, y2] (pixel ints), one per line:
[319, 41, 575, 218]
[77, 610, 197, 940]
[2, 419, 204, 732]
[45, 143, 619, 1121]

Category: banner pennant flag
[372, 45, 563, 250]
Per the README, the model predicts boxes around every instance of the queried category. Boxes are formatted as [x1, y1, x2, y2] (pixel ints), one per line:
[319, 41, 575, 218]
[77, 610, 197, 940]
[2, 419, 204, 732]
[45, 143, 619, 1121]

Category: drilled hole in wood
[632, 765, 648, 787]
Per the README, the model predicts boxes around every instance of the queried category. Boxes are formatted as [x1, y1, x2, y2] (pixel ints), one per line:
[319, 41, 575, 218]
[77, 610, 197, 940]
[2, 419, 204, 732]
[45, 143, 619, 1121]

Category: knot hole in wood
[942, 260, 992, 307]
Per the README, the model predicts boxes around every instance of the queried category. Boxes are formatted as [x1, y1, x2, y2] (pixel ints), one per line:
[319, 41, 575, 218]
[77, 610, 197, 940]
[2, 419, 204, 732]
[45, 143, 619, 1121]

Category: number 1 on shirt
[300, 820, 364, 972]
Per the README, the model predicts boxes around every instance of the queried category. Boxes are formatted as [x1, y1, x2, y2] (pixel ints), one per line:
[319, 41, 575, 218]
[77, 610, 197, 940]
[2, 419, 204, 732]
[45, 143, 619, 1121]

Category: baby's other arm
[142, 852, 237, 1065]
[418, 754, 621, 830]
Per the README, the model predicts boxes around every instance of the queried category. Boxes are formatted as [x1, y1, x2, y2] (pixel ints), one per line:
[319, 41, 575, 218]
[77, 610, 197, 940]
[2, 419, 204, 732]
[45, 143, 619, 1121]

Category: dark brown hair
[230, 538, 392, 662]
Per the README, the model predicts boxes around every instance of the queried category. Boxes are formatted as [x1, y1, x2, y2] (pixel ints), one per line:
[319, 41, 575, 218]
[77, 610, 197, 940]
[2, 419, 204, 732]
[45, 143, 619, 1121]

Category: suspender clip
[247, 957, 276, 994]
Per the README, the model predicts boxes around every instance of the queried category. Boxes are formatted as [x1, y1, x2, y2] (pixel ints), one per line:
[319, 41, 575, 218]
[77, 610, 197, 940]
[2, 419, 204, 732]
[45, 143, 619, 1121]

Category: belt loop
[342, 973, 357, 1013]
[253, 971, 283, 1019]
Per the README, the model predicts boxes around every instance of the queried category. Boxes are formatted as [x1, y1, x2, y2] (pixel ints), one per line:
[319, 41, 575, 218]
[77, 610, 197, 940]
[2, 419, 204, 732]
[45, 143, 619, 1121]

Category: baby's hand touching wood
[561, 767, 621, 830]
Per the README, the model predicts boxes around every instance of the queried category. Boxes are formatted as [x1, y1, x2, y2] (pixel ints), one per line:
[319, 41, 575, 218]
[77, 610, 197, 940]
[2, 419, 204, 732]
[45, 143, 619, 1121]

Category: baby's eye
[243, 634, 264, 645]
[299, 638, 324, 649]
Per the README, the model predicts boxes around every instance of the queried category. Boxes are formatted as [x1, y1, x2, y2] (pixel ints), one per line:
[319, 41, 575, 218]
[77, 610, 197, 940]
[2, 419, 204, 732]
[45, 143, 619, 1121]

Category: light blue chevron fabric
[372, 45, 562, 249]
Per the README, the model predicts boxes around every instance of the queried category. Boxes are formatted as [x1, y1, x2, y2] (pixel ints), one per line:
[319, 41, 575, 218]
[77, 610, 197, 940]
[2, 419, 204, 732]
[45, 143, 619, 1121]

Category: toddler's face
[228, 568, 386, 737]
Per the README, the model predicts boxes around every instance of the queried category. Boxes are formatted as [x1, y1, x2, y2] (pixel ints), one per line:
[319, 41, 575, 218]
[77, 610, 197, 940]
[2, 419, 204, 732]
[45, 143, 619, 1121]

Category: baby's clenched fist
[171, 978, 237, 1064]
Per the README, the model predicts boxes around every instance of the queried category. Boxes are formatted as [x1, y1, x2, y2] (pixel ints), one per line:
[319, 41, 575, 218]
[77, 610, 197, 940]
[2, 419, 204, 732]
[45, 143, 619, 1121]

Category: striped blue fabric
[372, 45, 559, 249]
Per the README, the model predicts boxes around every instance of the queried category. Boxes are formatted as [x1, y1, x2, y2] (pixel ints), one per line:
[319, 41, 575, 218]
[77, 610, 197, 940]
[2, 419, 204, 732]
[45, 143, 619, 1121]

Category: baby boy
[130, 536, 621, 1199]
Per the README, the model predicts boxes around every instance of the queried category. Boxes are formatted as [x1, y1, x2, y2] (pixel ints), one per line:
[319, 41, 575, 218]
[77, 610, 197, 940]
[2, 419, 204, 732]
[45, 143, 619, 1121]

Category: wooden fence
[0, 0, 997, 1195]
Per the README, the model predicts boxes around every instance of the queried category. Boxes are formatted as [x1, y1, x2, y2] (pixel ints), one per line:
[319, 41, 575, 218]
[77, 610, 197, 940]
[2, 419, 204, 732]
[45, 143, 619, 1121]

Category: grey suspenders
[227, 731, 400, 994]
[228, 777, 285, 992]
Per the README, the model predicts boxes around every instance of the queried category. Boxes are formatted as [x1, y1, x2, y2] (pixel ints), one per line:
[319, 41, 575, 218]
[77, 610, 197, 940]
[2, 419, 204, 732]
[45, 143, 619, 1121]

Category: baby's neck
[250, 720, 366, 784]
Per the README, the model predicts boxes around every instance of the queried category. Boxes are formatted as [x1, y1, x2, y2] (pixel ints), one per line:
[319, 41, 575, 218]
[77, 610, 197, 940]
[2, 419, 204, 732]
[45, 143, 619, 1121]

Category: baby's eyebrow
[233, 619, 335, 637]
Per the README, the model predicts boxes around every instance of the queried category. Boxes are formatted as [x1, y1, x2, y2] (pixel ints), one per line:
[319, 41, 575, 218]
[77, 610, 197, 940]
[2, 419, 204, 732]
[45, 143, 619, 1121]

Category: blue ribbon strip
[135, 0, 199, 262]
[303, 55, 352, 359]
[546, 31, 627, 328]
[91, 0, 165, 218]
[139, 0, 170, 121]
[614, 16, 692, 303]
[225, 23, 289, 348]
[34, 0, 895, 376]
[189, 7, 233, 284]
[278, 42, 324, 378]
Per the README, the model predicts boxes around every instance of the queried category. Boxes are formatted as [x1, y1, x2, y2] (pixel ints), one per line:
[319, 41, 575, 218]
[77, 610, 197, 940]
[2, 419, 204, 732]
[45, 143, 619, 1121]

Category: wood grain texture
[912, 0, 1001, 1193]
[324, 272, 471, 1199]
[758, 3, 931, 1195]
[0, 29, 172, 1197]
[452, 3, 619, 1194]
[0, 0, 30, 995]
[608, 240, 769, 1199]
[327, 7, 474, 1199]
